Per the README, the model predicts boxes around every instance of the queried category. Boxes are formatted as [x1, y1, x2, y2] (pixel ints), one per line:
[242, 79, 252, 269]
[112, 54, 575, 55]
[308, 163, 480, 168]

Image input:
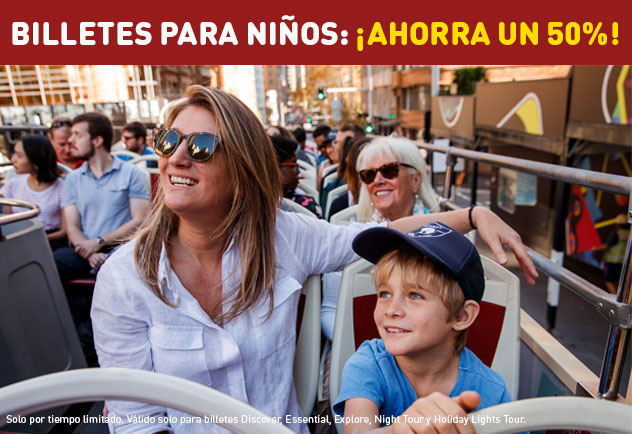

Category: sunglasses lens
[380, 163, 400, 179]
[154, 129, 180, 156]
[187, 133, 216, 162]
[359, 169, 377, 184]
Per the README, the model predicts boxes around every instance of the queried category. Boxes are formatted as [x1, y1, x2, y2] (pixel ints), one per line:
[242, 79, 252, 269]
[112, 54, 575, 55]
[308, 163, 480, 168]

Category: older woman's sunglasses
[153, 128, 220, 162]
[359, 161, 416, 184]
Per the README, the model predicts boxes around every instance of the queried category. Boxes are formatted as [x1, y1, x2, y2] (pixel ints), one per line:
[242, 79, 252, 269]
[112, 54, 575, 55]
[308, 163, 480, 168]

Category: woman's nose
[373, 171, 386, 184]
[168, 138, 190, 166]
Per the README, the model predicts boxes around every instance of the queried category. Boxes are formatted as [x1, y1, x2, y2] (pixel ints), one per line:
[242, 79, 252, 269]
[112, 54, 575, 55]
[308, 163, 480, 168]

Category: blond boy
[334, 222, 512, 433]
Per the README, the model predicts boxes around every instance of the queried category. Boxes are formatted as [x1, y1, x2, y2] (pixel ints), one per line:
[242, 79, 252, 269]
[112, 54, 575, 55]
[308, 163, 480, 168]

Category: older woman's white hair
[356, 136, 439, 222]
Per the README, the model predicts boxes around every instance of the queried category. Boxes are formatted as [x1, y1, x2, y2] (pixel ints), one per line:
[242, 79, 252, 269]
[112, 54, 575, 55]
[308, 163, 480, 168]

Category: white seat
[56, 162, 73, 174]
[111, 149, 139, 159]
[282, 198, 317, 218]
[304, 152, 316, 167]
[330, 205, 358, 226]
[130, 154, 160, 174]
[325, 184, 348, 220]
[319, 164, 339, 190]
[297, 181, 319, 204]
[320, 164, 338, 179]
[329, 255, 521, 432]
[0, 368, 293, 434]
[293, 275, 321, 416]
[299, 170, 317, 191]
[297, 159, 314, 172]
[322, 171, 339, 190]
[472, 396, 631, 434]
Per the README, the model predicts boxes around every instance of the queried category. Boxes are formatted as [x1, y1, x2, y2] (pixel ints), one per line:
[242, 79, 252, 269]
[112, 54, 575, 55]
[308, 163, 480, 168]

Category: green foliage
[453, 67, 486, 95]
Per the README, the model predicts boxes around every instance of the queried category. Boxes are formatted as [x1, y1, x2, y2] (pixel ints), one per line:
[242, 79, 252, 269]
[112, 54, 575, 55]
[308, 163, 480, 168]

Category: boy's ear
[452, 301, 480, 331]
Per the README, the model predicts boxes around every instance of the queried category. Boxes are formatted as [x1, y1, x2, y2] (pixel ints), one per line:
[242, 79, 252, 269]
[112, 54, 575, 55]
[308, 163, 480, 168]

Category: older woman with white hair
[356, 136, 439, 222]
[321, 137, 440, 342]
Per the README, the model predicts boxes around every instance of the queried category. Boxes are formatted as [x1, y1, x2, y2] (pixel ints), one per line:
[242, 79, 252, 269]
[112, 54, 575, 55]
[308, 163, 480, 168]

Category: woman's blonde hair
[355, 137, 439, 222]
[134, 85, 282, 323]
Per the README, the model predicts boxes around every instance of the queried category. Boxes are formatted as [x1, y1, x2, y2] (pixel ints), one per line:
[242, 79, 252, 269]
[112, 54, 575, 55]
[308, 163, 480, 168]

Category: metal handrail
[528, 247, 632, 328]
[0, 198, 40, 241]
[0, 198, 40, 225]
[440, 198, 632, 328]
[424, 143, 631, 401]
[423, 143, 632, 197]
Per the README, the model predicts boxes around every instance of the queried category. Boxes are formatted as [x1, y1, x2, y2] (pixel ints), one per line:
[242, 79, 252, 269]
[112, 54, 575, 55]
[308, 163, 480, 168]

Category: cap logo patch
[407, 222, 452, 238]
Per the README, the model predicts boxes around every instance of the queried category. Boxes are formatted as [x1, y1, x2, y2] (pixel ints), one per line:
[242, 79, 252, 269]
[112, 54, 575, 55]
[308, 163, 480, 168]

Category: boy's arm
[343, 397, 380, 433]
[344, 392, 480, 434]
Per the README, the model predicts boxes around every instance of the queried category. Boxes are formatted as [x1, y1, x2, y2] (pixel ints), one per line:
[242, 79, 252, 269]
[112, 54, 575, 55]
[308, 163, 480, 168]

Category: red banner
[1, 0, 628, 64]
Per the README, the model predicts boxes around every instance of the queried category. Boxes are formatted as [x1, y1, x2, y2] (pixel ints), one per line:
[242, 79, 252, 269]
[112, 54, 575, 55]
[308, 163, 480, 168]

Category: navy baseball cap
[323, 131, 337, 143]
[352, 222, 485, 303]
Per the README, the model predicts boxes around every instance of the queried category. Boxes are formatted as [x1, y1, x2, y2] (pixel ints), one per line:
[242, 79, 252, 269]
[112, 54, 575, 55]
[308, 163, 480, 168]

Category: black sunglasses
[359, 161, 416, 184]
[153, 128, 220, 162]
[51, 120, 71, 128]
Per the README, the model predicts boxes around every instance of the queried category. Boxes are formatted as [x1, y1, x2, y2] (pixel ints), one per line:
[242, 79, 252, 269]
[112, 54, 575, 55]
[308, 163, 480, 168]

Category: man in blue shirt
[118, 121, 157, 168]
[54, 113, 150, 282]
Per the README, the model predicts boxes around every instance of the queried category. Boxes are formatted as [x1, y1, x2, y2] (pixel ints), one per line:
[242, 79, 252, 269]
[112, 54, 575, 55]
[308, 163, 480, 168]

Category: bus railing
[0, 198, 40, 240]
[425, 143, 631, 402]
[439, 198, 631, 328]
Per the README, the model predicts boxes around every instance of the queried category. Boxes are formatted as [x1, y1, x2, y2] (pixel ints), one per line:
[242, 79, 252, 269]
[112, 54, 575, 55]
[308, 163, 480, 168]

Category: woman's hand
[472, 207, 538, 285]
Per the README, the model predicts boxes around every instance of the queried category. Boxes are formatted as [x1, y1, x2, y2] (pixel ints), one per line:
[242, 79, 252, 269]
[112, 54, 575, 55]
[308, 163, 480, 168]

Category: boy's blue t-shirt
[333, 339, 511, 421]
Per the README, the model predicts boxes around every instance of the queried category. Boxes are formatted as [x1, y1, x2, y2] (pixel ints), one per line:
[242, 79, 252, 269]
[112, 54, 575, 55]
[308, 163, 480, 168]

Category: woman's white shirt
[91, 210, 382, 434]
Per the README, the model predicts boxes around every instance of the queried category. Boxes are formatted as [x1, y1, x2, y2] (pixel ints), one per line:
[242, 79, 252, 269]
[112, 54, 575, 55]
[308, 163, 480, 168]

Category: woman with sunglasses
[318, 137, 439, 415]
[356, 136, 439, 223]
[320, 136, 439, 374]
[91, 85, 537, 434]
[1, 135, 66, 247]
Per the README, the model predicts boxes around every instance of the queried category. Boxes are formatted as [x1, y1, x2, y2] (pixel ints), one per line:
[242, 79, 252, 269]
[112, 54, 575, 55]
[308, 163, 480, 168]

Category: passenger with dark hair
[1, 135, 66, 246]
[327, 136, 371, 220]
[320, 134, 355, 206]
[313, 125, 332, 165]
[312, 125, 332, 148]
[52, 112, 150, 352]
[266, 124, 295, 140]
[292, 126, 314, 166]
[118, 121, 157, 168]
[334, 122, 365, 161]
[292, 126, 306, 144]
[48, 116, 82, 169]
[270, 134, 323, 218]
[54, 112, 150, 280]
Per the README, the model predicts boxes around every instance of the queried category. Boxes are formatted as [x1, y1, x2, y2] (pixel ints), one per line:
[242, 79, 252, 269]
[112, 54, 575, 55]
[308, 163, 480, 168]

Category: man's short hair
[340, 122, 366, 138]
[72, 112, 114, 152]
[373, 248, 469, 353]
[313, 125, 331, 139]
[292, 127, 306, 143]
[122, 121, 147, 141]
